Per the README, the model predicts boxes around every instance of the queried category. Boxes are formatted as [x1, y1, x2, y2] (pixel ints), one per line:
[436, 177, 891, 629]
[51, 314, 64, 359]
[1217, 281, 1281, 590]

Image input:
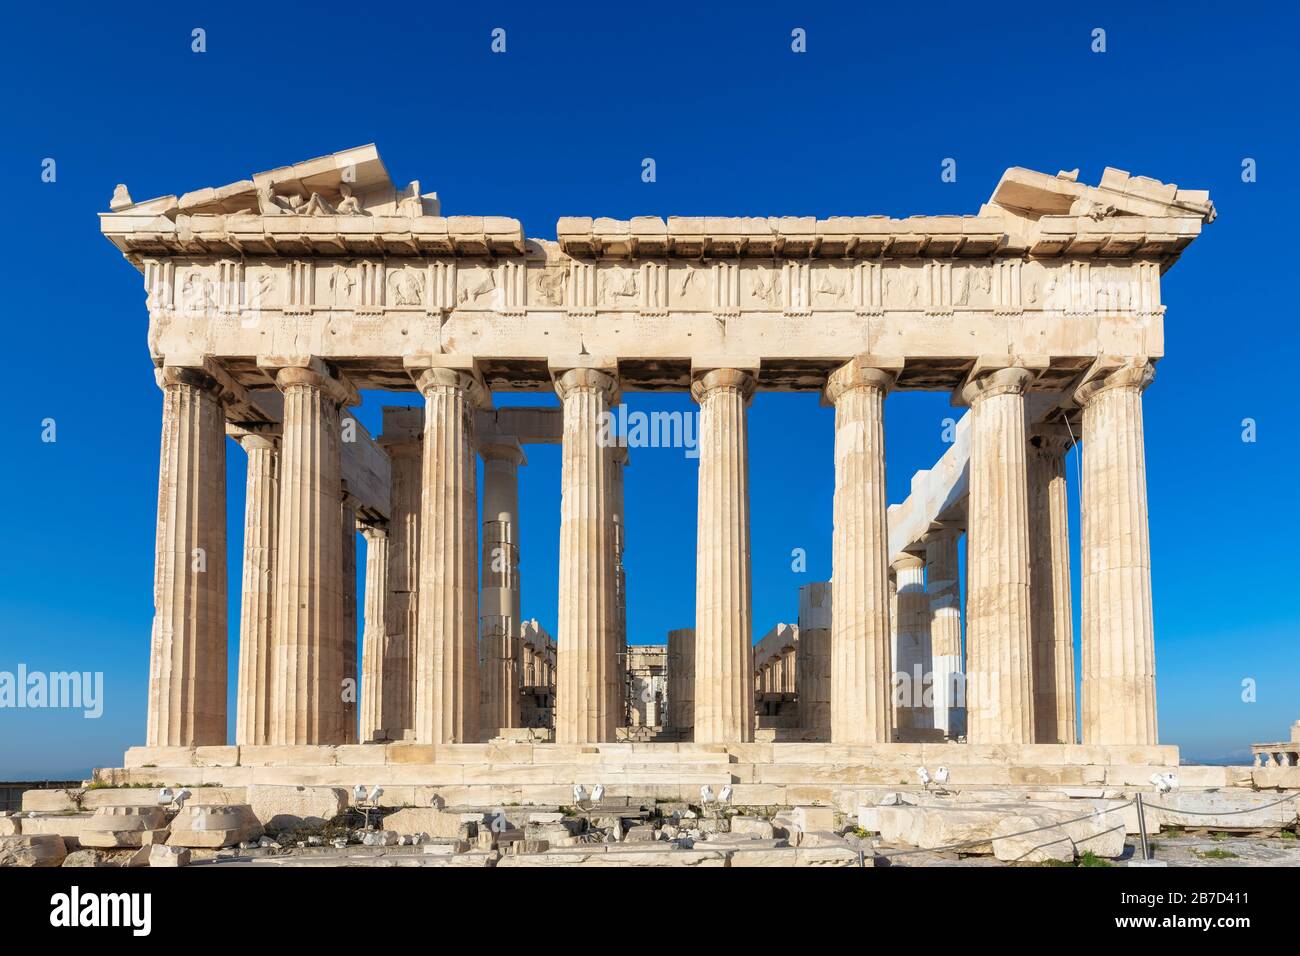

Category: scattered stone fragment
[0, 834, 67, 867]
[149, 845, 191, 867]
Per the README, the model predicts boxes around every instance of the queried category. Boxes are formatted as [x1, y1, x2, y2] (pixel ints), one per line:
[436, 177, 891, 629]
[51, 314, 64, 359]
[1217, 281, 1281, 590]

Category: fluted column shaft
[1076, 363, 1158, 745]
[340, 498, 358, 743]
[415, 367, 482, 744]
[796, 582, 832, 740]
[359, 523, 389, 742]
[147, 367, 228, 747]
[380, 430, 421, 740]
[962, 367, 1035, 744]
[667, 627, 695, 736]
[269, 364, 348, 745]
[692, 368, 756, 744]
[923, 528, 963, 738]
[609, 446, 629, 727]
[480, 442, 524, 735]
[555, 367, 619, 744]
[1028, 432, 1077, 744]
[235, 433, 278, 746]
[825, 359, 895, 744]
[892, 553, 933, 731]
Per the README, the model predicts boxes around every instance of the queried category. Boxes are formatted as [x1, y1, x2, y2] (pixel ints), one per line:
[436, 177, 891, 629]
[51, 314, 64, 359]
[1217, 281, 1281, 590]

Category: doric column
[413, 364, 484, 744]
[667, 627, 696, 737]
[1074, 361, 1158, 745]
[922, 526, 964, 738]
[234, 431, 278, 746]
[824, 357, 897, 745]
[796, 582, 832, 740]
[340, 492, 358, 744]
[147, 366, 229, 747]
[267, 359, 353, 745]
[608, 444, 629, 728]
[891, 553, 933, 732]
[691, 367, 756, 744]
[554, 365, 619, 744]
[378, 408, 422, 740]
[960, 366, 1035, 745]
[479, 440, 525, 736]
[1028, 428, 1077, 744]
[358, 522, 389, 742]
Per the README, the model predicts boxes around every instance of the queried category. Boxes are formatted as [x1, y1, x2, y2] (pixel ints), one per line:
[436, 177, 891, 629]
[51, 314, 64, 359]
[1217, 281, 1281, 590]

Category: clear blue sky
[1, 2, 1295, 775]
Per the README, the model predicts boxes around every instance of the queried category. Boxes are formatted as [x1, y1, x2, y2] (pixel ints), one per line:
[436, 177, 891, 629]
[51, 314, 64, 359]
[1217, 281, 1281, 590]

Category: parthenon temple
[97, 145, 1217, 796]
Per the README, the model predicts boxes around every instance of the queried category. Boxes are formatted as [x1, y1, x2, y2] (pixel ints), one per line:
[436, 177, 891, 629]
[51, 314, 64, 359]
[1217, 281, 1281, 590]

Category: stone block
[729, 817, 775, 839]
[789, 805, 836, 832]
[167, 804, 262, 848]
[0, 815, 20, 836]
[876, 804, 1009, 852]
[729, 845, 866, 867]
[83, 786, 244, 809]
[796, 830, 850, 848]
[383, 807, 470, 839]
[1252, 767, 1300, 790]
[1146, 790, 1298, 829]
[149, 845, 191, 867]
[80, 806, 168, 849]
[247, 784, 347, 831]
[991, 815, 1075, 863]
[61, 849, 122, 868]
[0, 834, 67, 867]
[497, 849, 728, 867]
[15, 812, 99, 849]
[21, 789, 79, 813]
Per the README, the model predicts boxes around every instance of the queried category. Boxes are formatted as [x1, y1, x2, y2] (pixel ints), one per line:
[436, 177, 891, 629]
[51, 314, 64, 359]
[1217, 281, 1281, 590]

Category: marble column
[667, 627, 696, 737]
[922, 526, 964, 738]
[892, 553, 933, 732]
[554, 367, 619, 744]
[1075, 362, 1158, 745]
[147, 366, 229, 747]
[235, 432, 278, 747]
[608, 444, 629, 728]
[691, 368, 756, 745]
[960, 367, 1035, 745]
[268, 361, 350, 745]
[340, 494, 358, 744]
[414, 366, 483, 744]
[1028, 428, 1077, 744]
[479, 440, 525, 736]
[379, 408, 421, 740]
[358, 522, 389, 742]
[796, 582, 832, 740]
[825, 358, 896, 745]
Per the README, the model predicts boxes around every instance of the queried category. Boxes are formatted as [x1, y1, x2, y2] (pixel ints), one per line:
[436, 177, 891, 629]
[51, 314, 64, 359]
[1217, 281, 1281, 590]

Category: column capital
[358, 520, 388, 542]
[404, 355, 488, 406]
[479, 438, 527, 466]
[1028, 424, 1076, 460]
[1072, 359, 1155, 408]
[553, 365, 620, 402]
[232, 431, 279, 454]
[258, 355, 359, 407]
[413, 367, 488, 407]
[155, 364, 230, 402]
[919, 521, 963, 547]
[690, 367, 756, 404]
[822, 356, 901, 406]
[958, 365, 1035, 407]
[890, 552, 926, 574]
